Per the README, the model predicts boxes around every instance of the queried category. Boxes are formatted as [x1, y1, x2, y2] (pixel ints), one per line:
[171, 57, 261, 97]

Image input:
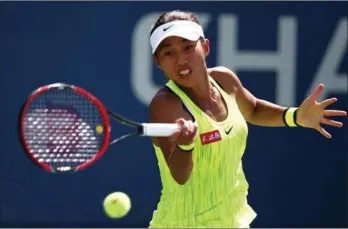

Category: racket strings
[23, 88, 105, 170]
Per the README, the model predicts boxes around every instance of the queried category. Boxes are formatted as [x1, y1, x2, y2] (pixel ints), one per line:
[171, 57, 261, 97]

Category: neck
[179, 70, 216, 102]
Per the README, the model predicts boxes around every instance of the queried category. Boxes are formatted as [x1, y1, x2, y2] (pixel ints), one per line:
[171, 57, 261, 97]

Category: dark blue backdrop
[1, 2, 347, 228]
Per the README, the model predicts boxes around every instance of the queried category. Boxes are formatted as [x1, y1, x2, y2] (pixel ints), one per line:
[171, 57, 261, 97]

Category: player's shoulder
[208, 66, 241, 93]
[208, 66, 234, 75]
[149, 86, 183, 118]
[150, 87, 182, 108]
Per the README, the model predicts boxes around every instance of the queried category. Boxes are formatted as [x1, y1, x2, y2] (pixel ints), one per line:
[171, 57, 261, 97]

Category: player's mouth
[179, 69, 192, 78]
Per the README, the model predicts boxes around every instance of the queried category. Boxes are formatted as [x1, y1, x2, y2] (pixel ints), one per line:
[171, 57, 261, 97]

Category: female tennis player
[147, 10, 346, 228]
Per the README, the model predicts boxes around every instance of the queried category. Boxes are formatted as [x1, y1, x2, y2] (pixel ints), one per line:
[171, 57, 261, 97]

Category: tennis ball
[103, 192, 131, 219]
[96, 125, 104, 134]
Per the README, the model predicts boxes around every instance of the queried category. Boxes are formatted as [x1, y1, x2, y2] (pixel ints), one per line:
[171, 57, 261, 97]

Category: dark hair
[149, 10, 201, 36]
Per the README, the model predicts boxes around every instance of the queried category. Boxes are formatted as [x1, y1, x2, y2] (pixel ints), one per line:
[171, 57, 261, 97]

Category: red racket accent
[73, 86, 111, 171]
[19, 84, 111, 172]
[20, 85, 52, 172]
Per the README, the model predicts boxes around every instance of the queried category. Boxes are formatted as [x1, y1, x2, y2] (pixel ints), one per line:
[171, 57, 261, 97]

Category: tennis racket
[18, 83, 180, 173]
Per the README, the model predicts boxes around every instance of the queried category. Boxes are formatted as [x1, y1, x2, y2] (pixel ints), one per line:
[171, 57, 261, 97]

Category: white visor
[150, 20, 205, 54]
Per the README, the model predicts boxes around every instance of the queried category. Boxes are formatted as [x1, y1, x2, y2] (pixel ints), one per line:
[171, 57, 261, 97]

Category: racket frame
[19, 83, 111, 172]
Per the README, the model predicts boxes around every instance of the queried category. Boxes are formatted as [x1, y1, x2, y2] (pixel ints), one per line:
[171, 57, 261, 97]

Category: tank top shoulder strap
[209, 76, 236, 106]
[165, 80, 202, 116]
[209, 76, 227, 96]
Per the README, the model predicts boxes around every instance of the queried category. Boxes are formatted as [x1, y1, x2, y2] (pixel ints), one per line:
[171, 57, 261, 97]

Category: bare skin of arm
[209, 66, 288, 127]
[149, 88, 197, 185]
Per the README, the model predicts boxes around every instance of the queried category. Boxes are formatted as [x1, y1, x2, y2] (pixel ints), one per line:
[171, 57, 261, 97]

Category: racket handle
[141, 123, 180, 137]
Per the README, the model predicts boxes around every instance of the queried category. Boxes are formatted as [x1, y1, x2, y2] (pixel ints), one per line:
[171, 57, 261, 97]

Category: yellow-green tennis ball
[103, 192, 131, 219]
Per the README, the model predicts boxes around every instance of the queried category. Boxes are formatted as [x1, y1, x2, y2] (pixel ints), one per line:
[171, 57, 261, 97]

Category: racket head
[19, 83, 111, 173]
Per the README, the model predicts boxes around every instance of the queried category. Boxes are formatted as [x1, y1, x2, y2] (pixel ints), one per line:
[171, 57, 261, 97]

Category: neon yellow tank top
[149, 77, 256, 228]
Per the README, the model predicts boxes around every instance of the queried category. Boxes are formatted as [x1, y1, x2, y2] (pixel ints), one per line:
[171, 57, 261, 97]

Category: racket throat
[109, 131, 143, 145]
[137, 126, 145, 135]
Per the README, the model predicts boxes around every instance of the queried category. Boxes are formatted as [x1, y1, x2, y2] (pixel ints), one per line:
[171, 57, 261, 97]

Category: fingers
[316, 125, 332, 139]
[167, 119, 184, 142]
[321, 117, 343, 128]
[320, 97, 337, 108]
[308, 84, 324, 102]
[173, 118, 197, 145]
[182, 120, 190, 136]
[180, 120, 197, 138]
[323, 110, 347, 117]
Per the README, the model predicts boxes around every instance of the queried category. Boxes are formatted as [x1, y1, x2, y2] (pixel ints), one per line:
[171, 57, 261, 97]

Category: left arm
[209, 66, 347, 138]
[245, 98, 288, 127]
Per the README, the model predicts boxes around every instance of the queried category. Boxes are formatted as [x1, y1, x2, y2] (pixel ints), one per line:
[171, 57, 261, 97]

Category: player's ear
[202, 38, 210, 57]
[153, 55, 163, 70]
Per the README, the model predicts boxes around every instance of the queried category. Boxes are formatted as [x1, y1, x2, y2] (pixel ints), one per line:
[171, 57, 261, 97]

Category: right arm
[149, 88, 197, 185]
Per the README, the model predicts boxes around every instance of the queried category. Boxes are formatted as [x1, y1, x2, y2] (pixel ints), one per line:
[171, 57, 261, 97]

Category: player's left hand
[296, 84, 347, 138]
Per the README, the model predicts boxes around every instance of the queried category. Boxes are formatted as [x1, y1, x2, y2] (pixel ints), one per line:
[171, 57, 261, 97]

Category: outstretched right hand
[169, 118, 198, 146]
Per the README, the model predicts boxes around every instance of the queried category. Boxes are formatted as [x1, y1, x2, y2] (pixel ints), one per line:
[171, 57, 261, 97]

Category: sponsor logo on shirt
[200, 129, 222, 145]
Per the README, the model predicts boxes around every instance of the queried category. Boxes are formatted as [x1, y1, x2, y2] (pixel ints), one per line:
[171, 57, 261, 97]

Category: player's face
[154, 36, 210, 87]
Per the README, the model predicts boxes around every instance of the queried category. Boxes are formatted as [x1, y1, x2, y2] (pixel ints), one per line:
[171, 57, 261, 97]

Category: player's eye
[185, 45, 194, 50]
[164, 51, 174, 56]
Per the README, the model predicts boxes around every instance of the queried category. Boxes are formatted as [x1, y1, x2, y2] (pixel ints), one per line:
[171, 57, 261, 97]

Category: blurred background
[1, 1, 347, 228]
